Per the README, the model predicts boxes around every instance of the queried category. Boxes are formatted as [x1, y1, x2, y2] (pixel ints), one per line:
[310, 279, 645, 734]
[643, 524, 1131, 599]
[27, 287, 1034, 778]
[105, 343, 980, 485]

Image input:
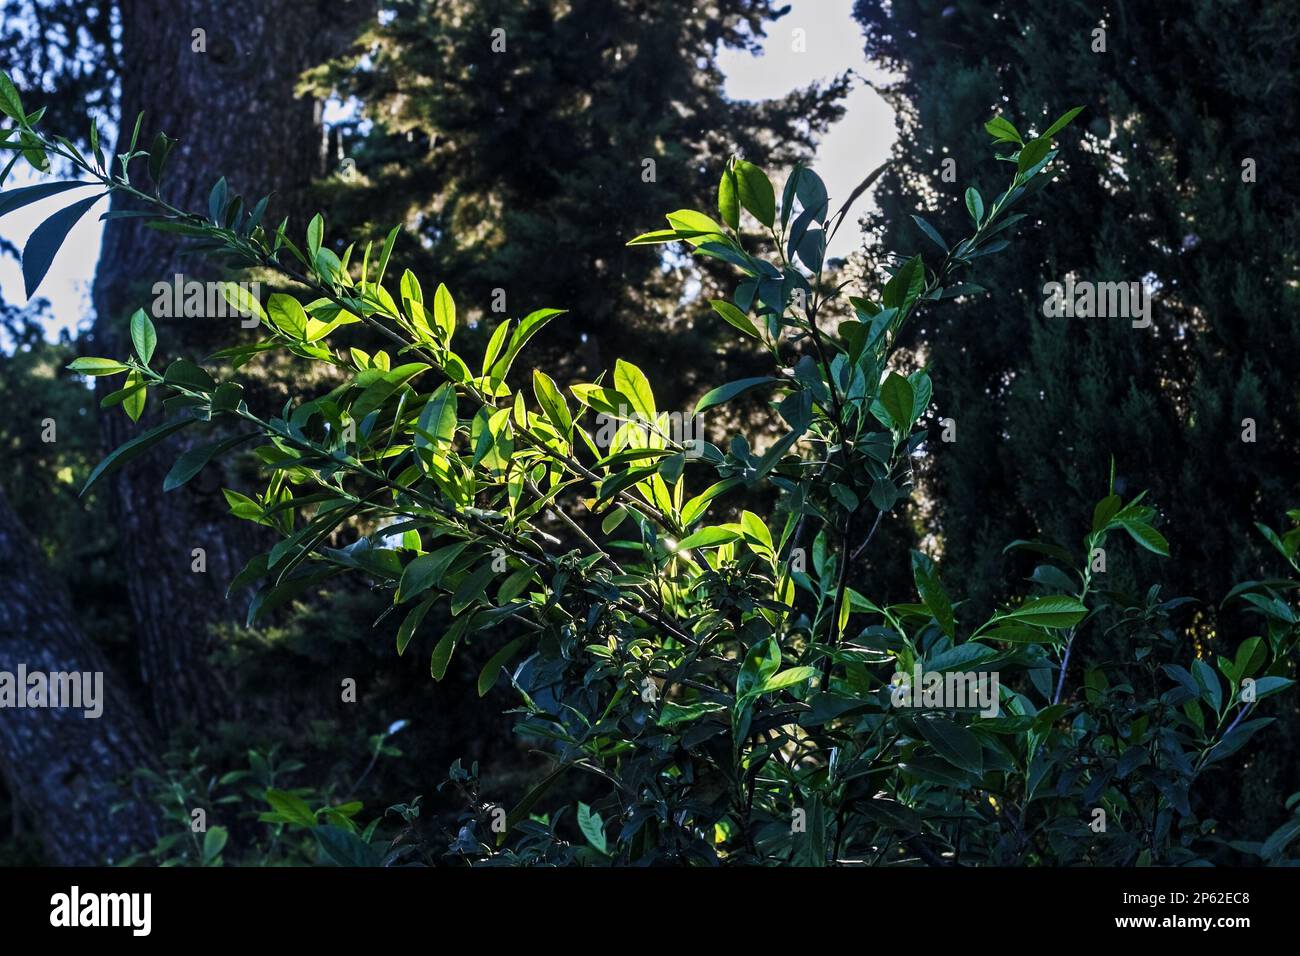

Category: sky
[0, 0, 894, 340]
[716, 0, 896, 260]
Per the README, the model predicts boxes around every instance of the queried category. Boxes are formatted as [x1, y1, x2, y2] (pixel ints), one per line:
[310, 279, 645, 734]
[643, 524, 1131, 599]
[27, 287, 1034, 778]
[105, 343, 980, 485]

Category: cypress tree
[853, 0, 1300, 834]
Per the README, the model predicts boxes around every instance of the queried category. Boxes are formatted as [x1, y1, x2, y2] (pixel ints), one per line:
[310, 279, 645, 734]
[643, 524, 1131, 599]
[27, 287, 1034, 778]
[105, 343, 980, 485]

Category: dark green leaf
[129, 308, 156, 365]
[81, 417, 193, 497]
[477, 637, 526, 697]
[23, 193, 104, 297]
[918, 716, 983, 776]
[0, 179, 96, 218]
[695, 376, 781, 415]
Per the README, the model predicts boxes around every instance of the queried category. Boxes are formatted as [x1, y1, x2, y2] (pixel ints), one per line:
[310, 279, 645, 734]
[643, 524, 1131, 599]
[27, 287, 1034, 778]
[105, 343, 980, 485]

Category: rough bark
[90, 0, 373, 728]
[0, 487, 160, 865]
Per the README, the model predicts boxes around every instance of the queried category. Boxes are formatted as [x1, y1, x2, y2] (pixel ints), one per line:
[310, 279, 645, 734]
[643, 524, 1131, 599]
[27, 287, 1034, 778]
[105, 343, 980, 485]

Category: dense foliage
[0, 0, 848, 864]
[5, 64, 1300, 865]
[302, 0, 848, 401]
[852, 0, 1300, 830]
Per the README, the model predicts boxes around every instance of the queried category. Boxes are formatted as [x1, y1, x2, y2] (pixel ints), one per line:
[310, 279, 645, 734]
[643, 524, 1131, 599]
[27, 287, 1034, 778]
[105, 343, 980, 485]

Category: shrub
[6, 73, 1297, 865]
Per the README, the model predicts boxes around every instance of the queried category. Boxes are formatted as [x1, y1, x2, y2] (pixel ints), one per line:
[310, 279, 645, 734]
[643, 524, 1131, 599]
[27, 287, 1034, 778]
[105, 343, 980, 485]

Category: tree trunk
[0, 488, 160, 865]
[90, 0, 372, 727]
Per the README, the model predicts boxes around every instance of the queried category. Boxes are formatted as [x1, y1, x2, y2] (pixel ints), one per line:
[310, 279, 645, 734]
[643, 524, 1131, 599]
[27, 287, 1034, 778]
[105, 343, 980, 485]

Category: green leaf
[577, 802, 608, 855]
[477, 637, 526, 697]
[201, 825, 228, 865]
[0, 71, 25, 121]
[708, 299, 761, 340]
[351, 362, 429, 421]
[532, 369, 572, 440]
[908, 369, 932, 421]
[740, 511, 773, 551]
[964, 187, 984, 226]
[999, 595, 1087, 629]
[911, 549, 954, 637]
[1017, 137, 1052, 173]
[791, 794, 827, 867]
[879, 372, 915, 432]
[1193, 658, 1223, 713]
[900, 756, 975, 788]
[267, 293, 308, 338]
[306, 213, 324, 260]
[882, 254, 923, 309]
[164, 433, 252, 491]
[1254, 521, 1294, 561]
[313, 825, 381, 867]
[374, 224, 399, 286]
[760, 666, 817, 694]
[733, 160, 775, 227]
[211, 382, 243, 412]
[626, 228, 696, 246]
[1119, 519, 1170, 556]
[399, 268, 423, 308]
[1261, 817, 1300, 862]
[481, 320, 511, 377]
[432, 282, 456, 340]
[664, 209, 727, 248]
[265, 789, 317, 827]
[491, 308, 565, 382]
[23, 193, 103, 297]
[163, 358, 216, 392]
[918, 716, 984, 776]
[396, 541, 469, 603]
[675, 526, 739, 550]
[450, 561, 494, 614]
[737, 637, 780, 700]
[717, 166, 740, 230]
[1041, 106, 1085, 139]
[681, 478, 741, 526]
[1091, 494, 1122, 533]
[1002, 538, 1075, 564]
[100, 380, 147, 411]
[780, 164, 804, 230]
[910, 214, 947, 252]
[67, 356, 129, 376]
[220, 282, 266, 325]
[571, 383, 633, 416]
[207, 177, 227, 223]
[396, 595, 435, 656]
[148, 131, 178, 186]
[498, 764, 572, 846]
[695, 376, 781, 415]
[1233, 636, 1266, 682]
[1251, 676, 1295, 703]
[430, 616, 471, 680]
[0, 180, 97, 218]
[658, 700, 727, 727]
[981, 623, 1062, 645]
[414, 382, 458, 454]
[81, 417, 193, 497]
[614, 358, 655, 419]
[129, 308, 156, 365]
[984, 115, 1022, 145]
[121, 370, 146, 422]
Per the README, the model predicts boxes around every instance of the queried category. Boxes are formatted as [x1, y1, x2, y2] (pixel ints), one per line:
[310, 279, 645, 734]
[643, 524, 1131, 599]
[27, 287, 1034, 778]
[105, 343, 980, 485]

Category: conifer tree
[853, 0, 1300, 829]
[304, 0, 849, 406]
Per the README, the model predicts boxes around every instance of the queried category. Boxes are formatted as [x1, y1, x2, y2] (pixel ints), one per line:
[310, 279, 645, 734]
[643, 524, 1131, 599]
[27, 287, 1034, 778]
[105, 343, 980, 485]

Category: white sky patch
[718, 0, 896, 261]
[0, 163, 107, 336]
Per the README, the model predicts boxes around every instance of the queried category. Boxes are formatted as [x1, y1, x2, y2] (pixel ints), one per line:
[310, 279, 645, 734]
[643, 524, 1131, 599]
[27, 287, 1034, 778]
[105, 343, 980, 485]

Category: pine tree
[303, 0, 849, 408]
[854, 0, 1300, 836]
